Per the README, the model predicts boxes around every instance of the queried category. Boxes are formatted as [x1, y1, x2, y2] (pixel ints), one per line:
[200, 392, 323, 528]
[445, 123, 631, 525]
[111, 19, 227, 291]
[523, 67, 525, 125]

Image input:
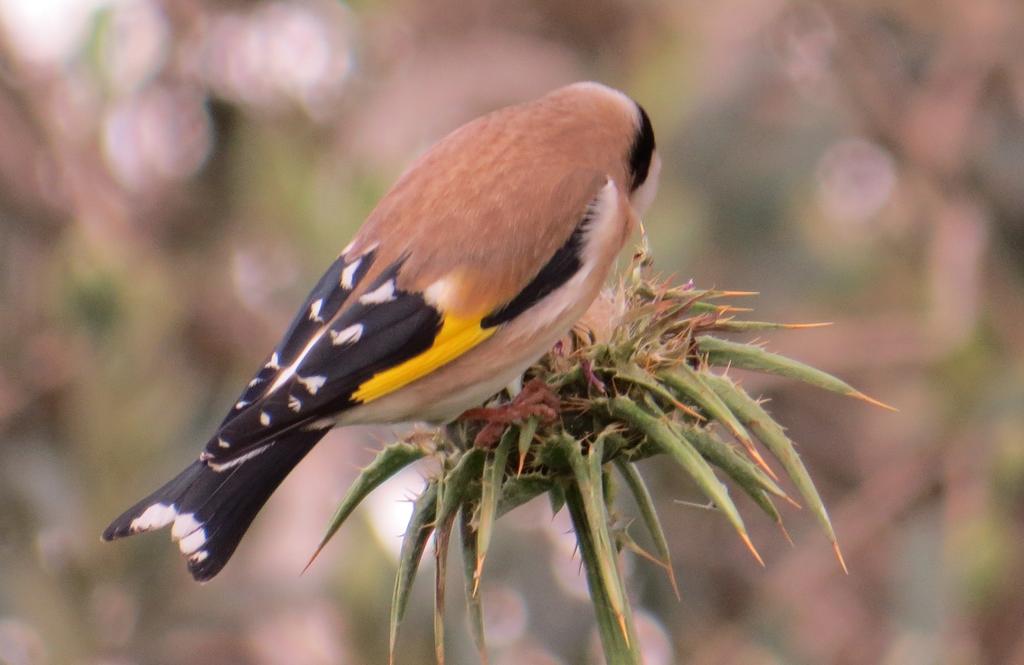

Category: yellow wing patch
[351, 314, 496, 404]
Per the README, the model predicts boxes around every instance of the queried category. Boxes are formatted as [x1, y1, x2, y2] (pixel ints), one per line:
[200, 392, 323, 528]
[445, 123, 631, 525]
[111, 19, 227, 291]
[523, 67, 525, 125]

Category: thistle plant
[309, 249, 892, 665]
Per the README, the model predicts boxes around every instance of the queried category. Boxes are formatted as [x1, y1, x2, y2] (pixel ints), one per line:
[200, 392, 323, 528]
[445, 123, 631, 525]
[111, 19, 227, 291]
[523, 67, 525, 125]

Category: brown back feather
[345, 83, 639, 317]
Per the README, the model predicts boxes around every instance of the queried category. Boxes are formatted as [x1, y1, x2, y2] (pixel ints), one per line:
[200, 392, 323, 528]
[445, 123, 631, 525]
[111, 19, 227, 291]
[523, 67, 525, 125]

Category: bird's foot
[460, 378, 560, 448]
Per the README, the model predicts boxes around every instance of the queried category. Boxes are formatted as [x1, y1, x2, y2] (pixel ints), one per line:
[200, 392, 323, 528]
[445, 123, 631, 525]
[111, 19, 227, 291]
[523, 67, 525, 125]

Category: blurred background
[0, 0, 1022, 663]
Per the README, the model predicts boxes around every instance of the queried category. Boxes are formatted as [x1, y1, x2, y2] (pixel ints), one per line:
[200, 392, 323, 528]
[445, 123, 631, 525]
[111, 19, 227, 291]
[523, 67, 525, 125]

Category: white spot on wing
[266, 326, 330, 395]
[309, 298, 324, 321]
[189, 550, 209, 564]
[130, 502, 177, 532]
[171, 512, 202, 540]
[631, 151, 661, 216]
[266, 353, 281, 370]
[235, 400, 248, 410]
[297, 374, 326, 395]
[330, 323, 362, 346]
[217, 437, 230, 448]
[178, 527, 207, 555]
[248, 378, 261, 388]
[359, 279, 396, 305]
[288, 395, 302, 412]
[207, 442, 274, 472]
[260, 410, 271, 426]
[341, 258, 361, 289]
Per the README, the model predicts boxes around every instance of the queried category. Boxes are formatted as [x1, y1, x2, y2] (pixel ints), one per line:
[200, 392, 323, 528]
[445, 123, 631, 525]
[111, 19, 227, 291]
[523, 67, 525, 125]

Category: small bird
[102, 81, 660, 581]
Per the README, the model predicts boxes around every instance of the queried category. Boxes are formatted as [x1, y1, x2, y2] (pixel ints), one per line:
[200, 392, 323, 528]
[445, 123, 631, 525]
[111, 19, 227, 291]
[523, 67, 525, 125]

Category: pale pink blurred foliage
[479, 585, 528, 647]
[815, 138, 896, 228]
[0, 0, 1023, 663]
[245, 600, 349, 665]
[0, 619, 47, 665]
[103, 85, 213, 189]
[193, 1, 354, 119]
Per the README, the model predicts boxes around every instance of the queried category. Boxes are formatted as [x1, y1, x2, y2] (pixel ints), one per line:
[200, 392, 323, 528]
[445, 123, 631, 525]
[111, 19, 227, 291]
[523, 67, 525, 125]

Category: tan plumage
[347, 82, 643, 315]
[102, 81, 660, 581]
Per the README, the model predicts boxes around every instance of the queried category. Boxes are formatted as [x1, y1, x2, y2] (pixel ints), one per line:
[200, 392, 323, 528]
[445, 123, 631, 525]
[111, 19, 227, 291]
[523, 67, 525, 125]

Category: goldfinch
[102, 81, 660, 581]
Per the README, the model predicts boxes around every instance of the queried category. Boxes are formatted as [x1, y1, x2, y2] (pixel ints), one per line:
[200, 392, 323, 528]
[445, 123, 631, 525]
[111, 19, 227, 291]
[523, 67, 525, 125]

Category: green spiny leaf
[497, 473, 552, 517]
[436, 447, 485, 528]
[614, 362, 703, 422]
[613, 459, 677, 597]
[475, 431, 512, 593]
[602, 463, 616, 512]
[659, 365, 775, 477]
[710, 320, 831, 332]
[389, 480, 439, 665]
[703, 373, 847, 571]
[516, 416, 539, 475]
[605, 396, 764, 566]
[459, 508, 488, 664]
[433, 496, 457, 665]
[309, 440, 426, 570]
[676, 424, 788, 525]
[697, 335, 894, 410]
[563, 477, 641, 664]
[676, 424, 789, 502]
[687, 300, 742, 315]
[548, 481, 566, 516]
[560, 434, 637, 650]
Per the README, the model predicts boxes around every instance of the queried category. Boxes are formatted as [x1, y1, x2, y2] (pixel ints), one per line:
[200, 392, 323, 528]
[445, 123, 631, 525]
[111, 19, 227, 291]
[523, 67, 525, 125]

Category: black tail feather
[103, 430, 325, 581]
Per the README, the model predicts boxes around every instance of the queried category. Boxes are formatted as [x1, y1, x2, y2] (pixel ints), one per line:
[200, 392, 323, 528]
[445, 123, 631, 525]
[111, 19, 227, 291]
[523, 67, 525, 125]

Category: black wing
[103, 427, 325, 581]
[203, 253, 443, 466]
[216, 249, 373, 427]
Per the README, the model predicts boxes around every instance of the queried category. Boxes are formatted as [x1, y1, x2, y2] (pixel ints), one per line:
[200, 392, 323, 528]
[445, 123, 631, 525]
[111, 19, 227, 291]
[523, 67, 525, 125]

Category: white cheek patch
[631, 152, 661, 216]
[130, 503, 178, 532]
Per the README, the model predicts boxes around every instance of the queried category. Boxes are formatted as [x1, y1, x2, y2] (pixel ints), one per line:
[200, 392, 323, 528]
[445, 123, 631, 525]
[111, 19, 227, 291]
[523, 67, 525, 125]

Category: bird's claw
[459, 378, 560, 447]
